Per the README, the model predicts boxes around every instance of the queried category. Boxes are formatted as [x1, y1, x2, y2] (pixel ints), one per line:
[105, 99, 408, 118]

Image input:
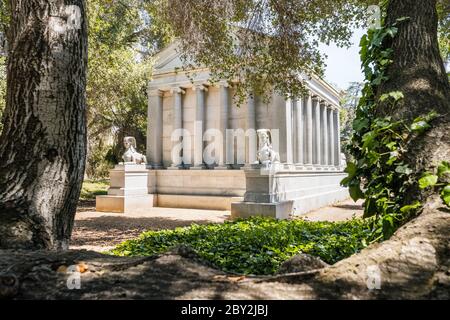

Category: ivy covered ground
[110, 217, 372, 275]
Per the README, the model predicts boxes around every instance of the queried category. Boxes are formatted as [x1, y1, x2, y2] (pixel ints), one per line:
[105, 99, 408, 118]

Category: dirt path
[70, 199, 364, 252]
[71, 201, 230, 251]
[301, 198, 364, 221]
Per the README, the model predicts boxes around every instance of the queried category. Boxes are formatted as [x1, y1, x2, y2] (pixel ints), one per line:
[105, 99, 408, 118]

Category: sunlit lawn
[80, 179, 109, 200]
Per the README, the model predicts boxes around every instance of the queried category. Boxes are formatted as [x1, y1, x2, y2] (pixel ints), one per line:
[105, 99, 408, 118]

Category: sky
[318, 28, 367, 91]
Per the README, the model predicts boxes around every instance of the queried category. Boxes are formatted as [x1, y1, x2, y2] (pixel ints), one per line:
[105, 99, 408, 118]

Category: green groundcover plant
[110, 217, 372, 275]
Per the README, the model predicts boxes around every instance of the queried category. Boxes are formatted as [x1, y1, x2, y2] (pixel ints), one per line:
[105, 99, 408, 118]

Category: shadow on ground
[332, 204, 364, 210]
[71, 215, 220, 250]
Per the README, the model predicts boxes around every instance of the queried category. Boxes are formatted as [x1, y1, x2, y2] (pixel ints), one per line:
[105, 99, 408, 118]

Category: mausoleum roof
[150, 41, 342, 108]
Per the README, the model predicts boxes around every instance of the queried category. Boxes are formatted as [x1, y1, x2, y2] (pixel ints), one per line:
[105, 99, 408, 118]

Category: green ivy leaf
[385, 26, 398, 38]
[344, 162, 358, 178]
[424, 111, 439, 122]
[395, 164, 412, 175]
[362, 131, 376, 150]
[437, 161, 450, 178]
[389, 91, 404, 101]
[386, 141, 397, 150]
[353, 118, 369, 131]
[395, 16, 410, 23]
[359, 35, 369, 59]
[386, 152, 398, 165]
[418, 173, 438, 189]
[379, 91, 404, 102]
[441, 185, 450, 206]
[411, 120, 431, 133]
[349, 184, 365, 202]
[400, 201, 421, 213]
[340, 176, 350, 186]
[363, 198, 377, 218]
[411, 111, 438, 134]
[367, 151, 380, 165]
[372, 75, 385, 86]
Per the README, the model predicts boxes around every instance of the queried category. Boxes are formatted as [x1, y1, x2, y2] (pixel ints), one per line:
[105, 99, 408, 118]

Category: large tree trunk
[0, 0, 87, 250]
[378, 0, 450, 205]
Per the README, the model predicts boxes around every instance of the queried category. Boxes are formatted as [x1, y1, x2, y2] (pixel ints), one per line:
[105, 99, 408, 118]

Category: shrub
[110, 217, 372, 275]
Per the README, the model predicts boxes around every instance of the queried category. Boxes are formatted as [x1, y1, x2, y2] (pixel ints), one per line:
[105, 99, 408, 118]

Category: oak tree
[0, 0, 87, 249]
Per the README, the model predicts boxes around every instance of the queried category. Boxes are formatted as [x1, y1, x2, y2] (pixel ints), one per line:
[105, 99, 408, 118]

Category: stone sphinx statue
[256, 129, 280, 167]
[122, 136, 147, 164]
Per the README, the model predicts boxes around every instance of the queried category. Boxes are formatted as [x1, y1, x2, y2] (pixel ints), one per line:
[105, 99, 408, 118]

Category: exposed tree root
[1, 201, 448, 299]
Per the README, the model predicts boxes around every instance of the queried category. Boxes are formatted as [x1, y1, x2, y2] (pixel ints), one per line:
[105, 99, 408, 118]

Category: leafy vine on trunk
[342, 3, 450, 241]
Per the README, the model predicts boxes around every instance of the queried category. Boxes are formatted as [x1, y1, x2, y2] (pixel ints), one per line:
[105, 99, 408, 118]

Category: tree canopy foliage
[151, 0, 374, 101]
[340, 82, 363, 161]
[85, 0, 155, 177]
[0, 0, 448, 146]
[148, 0, 449, 101]
[437, 1, 450, 65]
[0, 0, 169, 178]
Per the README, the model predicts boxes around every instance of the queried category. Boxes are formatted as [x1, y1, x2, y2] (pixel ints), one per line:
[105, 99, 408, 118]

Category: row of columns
[148, 83, 246, 169]
[293, 95, 340, 167]
[148, 86, 340, 169]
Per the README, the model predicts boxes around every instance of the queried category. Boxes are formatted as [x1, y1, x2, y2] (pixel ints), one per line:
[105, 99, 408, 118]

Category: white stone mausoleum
[97, 42, 349, 218]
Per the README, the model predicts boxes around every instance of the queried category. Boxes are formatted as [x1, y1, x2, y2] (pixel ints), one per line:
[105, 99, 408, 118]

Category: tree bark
[0, 0, 87, 250]
[378, 0, 450, 205]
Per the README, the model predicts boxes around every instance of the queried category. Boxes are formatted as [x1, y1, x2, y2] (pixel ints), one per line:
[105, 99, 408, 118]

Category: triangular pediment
[153, 41, 200, 74]
[152, 40, 341, 102]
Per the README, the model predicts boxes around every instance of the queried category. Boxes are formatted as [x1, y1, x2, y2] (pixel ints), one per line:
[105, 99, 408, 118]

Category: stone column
[170, 87, 184, 169]
[285, 98, 294, 165]
[294, 98, 304, 165]
[147, 89, 163, 168]
[245, 93, 257, 166]
[216, 82, 230, 169]
[333, 108, 341, 167]
[320, 100, 328, 167]
[327, 106, 335, 168]
[192, 84, 207, 169]
[304, 95, 313, 166]
[312, 96, 321, 167]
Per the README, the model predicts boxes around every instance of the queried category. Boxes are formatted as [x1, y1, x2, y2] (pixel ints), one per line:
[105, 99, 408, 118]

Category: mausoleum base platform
[145, 169, 246, 210]
[156, 194, 243, 211]
[96, 166, 349, 215]
[231, 200, 294, 220]
[231, 168, 349, 219]
[96, 195, 156, 213]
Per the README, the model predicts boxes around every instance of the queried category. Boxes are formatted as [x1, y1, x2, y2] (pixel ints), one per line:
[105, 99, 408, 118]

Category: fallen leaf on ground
[77, 262, 89, 273]
[228, 276, 246, 282]
[56, 265, 67, 273]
